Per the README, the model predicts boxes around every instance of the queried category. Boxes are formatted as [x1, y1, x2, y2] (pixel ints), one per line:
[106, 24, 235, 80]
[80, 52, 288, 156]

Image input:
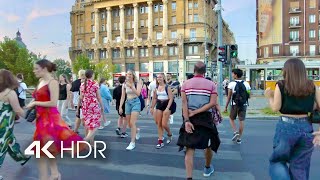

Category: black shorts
[156, 100, 172, 111]
[116, 105, 126, 117]
[18, 98, 25, 107]
[230, 105, 247, 121]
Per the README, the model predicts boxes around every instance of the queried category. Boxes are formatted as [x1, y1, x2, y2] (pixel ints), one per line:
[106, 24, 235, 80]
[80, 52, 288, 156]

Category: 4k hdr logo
[24, 141, 107, 159]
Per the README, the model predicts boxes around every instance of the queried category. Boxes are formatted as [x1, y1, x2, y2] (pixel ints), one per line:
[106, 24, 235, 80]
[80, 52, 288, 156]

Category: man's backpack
[232, 81, 249, 107]
[15, 82, 22, 97]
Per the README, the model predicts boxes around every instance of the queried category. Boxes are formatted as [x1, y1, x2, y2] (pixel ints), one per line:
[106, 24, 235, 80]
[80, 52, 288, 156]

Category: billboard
[258, 0, 282, 46]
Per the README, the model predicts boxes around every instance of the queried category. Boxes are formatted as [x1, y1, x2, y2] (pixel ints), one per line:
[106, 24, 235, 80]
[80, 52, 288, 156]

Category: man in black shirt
[113, 76, 128, 138]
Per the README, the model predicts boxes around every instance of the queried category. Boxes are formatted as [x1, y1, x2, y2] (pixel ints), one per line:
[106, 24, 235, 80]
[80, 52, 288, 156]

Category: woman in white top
[119, 70, 142, 150]
[150, 73, 174, 149]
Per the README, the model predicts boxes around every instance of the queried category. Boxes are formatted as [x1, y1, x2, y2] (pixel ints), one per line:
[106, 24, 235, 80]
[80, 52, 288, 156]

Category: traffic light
[230, 44, 238, 58]
[218, 45, 227, 63]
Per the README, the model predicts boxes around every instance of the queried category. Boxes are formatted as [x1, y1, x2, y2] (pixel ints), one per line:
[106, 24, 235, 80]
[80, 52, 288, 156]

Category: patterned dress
[0, 100, 30, 167]
[80, 79, 101, 130]
[33, 85, 85, 157]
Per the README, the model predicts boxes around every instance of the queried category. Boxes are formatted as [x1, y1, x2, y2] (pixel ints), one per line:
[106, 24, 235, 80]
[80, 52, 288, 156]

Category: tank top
[59, 84, 67, 100]
[125, 83, 138, 100]
[156, 89, 169, 100]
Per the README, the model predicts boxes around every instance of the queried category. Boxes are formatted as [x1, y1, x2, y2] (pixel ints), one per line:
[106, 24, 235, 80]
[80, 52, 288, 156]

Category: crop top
[277, 80, 315, 114]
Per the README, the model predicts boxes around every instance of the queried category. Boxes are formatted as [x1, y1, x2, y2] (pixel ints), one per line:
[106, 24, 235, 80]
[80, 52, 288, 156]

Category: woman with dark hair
[58, 74, 71, 126]
[265, 58, 320, 180]
[98, 78, 112, 129]
[78, 69, 104, 145]
[27, 59, 84, 180]
[0, 69, 30, 179]
[119, 70, 142, 150]
[150, 73, 174, 148]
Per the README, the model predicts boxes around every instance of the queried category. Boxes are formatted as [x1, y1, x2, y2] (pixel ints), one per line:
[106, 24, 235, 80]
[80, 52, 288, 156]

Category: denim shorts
[125, 97, 141, 115]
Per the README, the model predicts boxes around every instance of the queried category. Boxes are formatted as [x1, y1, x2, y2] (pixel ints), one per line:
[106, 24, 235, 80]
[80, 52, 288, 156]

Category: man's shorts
[230, 105, 247, 121]
[125, 97, 141, 115]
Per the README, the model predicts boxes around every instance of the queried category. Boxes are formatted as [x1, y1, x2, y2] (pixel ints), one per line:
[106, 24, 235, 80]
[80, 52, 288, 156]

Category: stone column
[147, 1, 153, 40]
[119, 5, 125, 41]
[162, 0, 168, 40]
[106, 7, 112, 41]
[94, 9, 100, 44]
[133, 3, 139, 39]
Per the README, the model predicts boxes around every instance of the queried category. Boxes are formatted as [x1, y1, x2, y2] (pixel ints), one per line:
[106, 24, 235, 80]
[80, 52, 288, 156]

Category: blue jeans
[125, 97, 141, 115]
[269, 117, 314, 180]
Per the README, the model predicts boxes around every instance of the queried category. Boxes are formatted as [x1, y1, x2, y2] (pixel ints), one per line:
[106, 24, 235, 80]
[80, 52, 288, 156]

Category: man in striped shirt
[177, 61, 220, 179]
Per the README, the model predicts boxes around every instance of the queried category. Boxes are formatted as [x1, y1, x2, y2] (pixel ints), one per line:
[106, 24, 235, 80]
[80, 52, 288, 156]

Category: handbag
[25, 108, 36, 122]
[309, 110, 320, 123]
[212, 106, 223, 125]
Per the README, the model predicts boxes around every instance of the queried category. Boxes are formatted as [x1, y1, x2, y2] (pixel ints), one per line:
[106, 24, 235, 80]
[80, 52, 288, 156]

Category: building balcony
[71, 5, 85, 13]
[289, 23, 302, 28]
[289, 38, 301, 43]
[184, 37, 213, 44]
[69, 46, 83, 51]
[289, 8, 302, 13]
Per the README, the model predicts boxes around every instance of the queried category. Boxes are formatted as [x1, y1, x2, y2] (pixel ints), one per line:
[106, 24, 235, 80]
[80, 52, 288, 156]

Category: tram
[236, 61, 320, 91]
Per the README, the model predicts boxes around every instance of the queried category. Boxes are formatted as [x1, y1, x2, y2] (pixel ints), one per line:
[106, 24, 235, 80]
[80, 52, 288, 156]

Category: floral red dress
[80, 79, 101, 130]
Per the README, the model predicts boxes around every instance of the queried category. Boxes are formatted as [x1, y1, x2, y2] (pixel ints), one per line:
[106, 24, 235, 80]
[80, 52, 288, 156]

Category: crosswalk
[3, 112, 256, 180]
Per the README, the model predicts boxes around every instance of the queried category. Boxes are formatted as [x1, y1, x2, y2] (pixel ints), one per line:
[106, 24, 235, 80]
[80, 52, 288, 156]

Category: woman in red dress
[27, 59, 84, 180]
[78, 69, 104, 146]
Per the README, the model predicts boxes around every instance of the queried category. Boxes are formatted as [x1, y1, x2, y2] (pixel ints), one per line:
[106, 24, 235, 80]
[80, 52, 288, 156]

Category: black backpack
[232, 81, 249, 107]
[15, 82, 22, 97]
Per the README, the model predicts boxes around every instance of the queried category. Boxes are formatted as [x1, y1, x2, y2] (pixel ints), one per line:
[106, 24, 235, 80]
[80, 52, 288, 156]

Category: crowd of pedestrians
[0, 58, 320, 180]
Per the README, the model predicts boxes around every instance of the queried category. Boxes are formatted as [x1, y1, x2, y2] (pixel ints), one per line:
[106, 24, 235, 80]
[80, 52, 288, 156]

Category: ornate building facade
[69, 0, 235, 84]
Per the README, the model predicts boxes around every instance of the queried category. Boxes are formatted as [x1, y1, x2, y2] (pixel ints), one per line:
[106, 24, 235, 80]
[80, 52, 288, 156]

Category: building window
[264, 47, 269, 58]
[160, 18, 163, 26]
[101, 24, 105, 31]
[126, 21, 131, 29]
[139, 47, 148, 57]
[88, 51, 94, 60]
[128, 34, 134, 41]
[112, 48, 121, 58]
[154, 47, 163, 56]
[114, 64, 121, 73]
[160, 4, 163, 11]
[290, 31, 299, 41]
[140, 20, 145, 27]
[172, 16, 176, 25]
[309, 14, 316, 23]
[91, 25, 95, 32]
[140, 6, 148, 14]
[91, 12, 94, 20]
[115, 36, 121, 42]
[188, 45, 198, 55]
[290, 16, 299, 26]
[140, 63, 149, 72]
[127, 8, 133, 16]
[91, 38, 95, 44]
[168, 61, 178, 72]
[310, 0, 316, 8]
[77, 39, 82, 48]
[310, 45, 316, 56]
[156, 32, 162, 40]
[290, 45, 299, 55]
[154, 18, 159, 26]
[113, 22, 118, 30]
[153, 62, 164, 72]
[172, 2, 176, 11]
[186, 61, 197, 73]
[142, 33, 148, 40]
[194, 14, 199, 22]
[100, 50, 107, 59]
[273, 46, 279, 55]
[113, 9, 119, 17]
[101, 12, 105, 19]
[126, 63, 135, 71]
[171, 31, 177, 39]
[189, 14, 193, 22]
[194, 2, 198, 8]
[102, 37, 107, 44]
[126, 48, 134, 57]
[169, 46, 178, 56]
[190, 29, 196, 38]
[154, 4, 159, 12]
[309, 30, 316, 38]
[188, 1, 193, 9]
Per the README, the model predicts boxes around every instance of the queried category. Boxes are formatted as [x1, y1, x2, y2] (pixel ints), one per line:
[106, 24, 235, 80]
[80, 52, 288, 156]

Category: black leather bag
[25, 108, 36, 122]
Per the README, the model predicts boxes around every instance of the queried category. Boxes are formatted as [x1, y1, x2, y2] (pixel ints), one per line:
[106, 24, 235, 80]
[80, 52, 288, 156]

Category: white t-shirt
[148, 81, 157, 98]
[17, 80, 28, 100]
[228, 80, 251, 105]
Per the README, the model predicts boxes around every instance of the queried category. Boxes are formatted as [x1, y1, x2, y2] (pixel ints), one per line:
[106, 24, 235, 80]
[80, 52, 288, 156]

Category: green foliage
[0, 38, 38, 86]
[53, 59, 72, 80]
[71, 54, 115, 81]
[261, 107, 281, 116]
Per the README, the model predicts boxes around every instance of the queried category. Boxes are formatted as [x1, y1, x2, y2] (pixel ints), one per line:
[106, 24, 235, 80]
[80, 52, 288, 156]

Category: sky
[0, 0, 256, 64]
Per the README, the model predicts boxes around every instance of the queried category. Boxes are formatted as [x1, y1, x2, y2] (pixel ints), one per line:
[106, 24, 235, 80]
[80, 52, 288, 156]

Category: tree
[94, 61, 115, 81]
[53, 59, 72, 80]
[0, 38, 38, 86]
[72, 54, 93, 74]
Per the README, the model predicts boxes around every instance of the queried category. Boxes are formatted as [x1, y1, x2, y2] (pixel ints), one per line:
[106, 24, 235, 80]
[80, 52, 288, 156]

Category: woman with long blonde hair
[119, 70, 142, 150]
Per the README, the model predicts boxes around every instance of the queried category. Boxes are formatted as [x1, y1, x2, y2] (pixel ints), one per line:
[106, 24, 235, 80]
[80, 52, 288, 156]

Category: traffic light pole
[216, 0, 224, 106]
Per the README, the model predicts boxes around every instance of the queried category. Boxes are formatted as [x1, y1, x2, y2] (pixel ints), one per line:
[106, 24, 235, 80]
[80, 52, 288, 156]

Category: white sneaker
[98, 126, 104, 130]
[126, 142, 136, 150]
[136, 128, 140, 140]
[166, 134, 173, 144]
[169, 115, 174, 124]
[104, 121, 111, 127]
[0, 175, 3, 180]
